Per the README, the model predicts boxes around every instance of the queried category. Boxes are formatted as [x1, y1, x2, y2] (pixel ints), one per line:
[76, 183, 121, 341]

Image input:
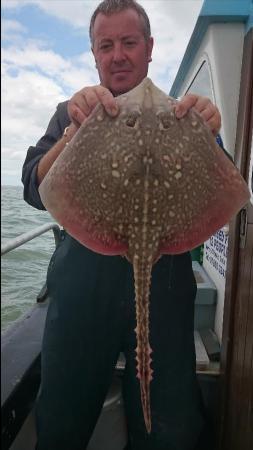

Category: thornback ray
[39, 77, 250, 433]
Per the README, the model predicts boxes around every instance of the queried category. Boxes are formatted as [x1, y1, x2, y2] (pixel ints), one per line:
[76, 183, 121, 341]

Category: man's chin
[111, 83, 139, 96]
[109, 73, 138, 96]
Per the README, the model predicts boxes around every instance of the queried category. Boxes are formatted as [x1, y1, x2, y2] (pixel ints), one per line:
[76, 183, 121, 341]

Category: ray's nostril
[126, 111, 140, 128]
[157, 111, 173, 129]
[126, 116, 137, 127]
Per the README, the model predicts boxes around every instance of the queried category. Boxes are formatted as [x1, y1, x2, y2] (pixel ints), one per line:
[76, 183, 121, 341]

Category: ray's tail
[133, 254, 153, 433]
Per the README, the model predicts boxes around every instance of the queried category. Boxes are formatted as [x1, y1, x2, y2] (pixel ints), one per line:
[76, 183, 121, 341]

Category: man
[22, 1, 222, 449]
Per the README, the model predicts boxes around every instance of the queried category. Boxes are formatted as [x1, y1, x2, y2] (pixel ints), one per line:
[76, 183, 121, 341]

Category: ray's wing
[149, 107, 250, 254]
[39, 103, 148, 255]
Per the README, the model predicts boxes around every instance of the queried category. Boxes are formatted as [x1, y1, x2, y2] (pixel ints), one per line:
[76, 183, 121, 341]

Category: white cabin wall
[175, 23, 245, 342]
[176, 23, 244, 156]
[204, 24, 244, 342]
[208, 23, 244, 157]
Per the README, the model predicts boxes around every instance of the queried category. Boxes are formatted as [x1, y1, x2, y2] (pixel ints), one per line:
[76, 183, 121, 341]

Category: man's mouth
[111, 69, 132, 74]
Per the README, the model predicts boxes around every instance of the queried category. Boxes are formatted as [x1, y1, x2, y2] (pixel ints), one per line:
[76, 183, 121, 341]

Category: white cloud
[1, 18, 28, 48]
[1, 6, 100, 182]
[2, 40, 99, 183]
[2, 18, 27, 36]
[142, 1, 203, 90]
[3, 43, 69, 78]
[2, 0, 202, 34]
[2, 0, 98, 29]
[1, 68, 66, 184]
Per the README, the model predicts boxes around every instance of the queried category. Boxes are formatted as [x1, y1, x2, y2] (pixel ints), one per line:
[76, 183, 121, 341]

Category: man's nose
[112, 43, 126, 62]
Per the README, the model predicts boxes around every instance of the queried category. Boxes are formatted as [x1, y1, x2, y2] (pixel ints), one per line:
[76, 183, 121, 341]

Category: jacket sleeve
[22, 101, 70, 210]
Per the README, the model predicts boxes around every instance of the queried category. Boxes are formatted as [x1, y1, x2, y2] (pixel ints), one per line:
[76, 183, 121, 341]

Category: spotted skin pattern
[39, 78, 250, 433]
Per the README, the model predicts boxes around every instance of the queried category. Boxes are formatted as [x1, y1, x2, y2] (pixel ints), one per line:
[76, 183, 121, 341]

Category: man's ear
[148, 37, 154, 63]
[91, 47, 98, 68]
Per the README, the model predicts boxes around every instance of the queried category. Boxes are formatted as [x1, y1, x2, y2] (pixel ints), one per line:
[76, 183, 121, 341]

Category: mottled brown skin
[39, 78, 250, 433]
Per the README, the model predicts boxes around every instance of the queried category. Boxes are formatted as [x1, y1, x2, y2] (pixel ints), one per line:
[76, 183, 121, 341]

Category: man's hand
[175, 93, 221, 136]
[38, 85, 119, 185]
[67, 85, 119, 127]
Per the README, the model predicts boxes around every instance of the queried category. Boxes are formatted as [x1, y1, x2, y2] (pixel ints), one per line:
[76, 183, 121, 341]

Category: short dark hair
[89, 0, 151, 46]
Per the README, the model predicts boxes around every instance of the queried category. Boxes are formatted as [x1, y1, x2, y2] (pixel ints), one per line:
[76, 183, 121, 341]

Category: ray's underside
[39, 78, 250, 433]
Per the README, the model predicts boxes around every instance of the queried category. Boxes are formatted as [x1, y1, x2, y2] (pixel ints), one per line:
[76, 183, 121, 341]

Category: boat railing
[1, 223, 62, 448]
[1, 222, 61, 256]
[1, 222, 61, 303]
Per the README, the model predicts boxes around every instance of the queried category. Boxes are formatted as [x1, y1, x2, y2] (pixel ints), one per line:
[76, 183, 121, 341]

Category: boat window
[186, 61, 214, 101]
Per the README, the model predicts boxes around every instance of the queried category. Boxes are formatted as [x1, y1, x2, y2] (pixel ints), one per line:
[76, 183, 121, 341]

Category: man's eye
[125, 41, 136, 47]
[100, 44, 112, 50]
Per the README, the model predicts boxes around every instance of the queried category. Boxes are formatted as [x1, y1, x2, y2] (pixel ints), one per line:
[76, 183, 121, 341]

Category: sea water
[1, 185, 56, 331]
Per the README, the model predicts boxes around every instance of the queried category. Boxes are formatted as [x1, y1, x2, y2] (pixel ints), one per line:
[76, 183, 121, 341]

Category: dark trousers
[36, 232, 207, 450]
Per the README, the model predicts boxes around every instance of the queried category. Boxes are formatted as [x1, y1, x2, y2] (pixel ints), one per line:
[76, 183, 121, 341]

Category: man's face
[92, 9, 153, 96]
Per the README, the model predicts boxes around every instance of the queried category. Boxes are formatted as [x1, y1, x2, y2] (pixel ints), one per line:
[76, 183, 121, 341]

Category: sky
[1, 0, 203, 186]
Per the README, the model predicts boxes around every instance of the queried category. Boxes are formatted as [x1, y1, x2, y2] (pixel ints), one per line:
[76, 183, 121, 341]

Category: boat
[1, 0, 252, 448]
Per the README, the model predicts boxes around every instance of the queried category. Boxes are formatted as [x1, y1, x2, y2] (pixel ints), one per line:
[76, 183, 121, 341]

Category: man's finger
[71, 105, 87, 126]
[94, 85, 119, 116]
[175, 93, 198, 118]
[206, 116, 221, 136]
[82, 89, 100, 114]
[195, 102, 221, 135]
[175, 94, 221, 136]
[197, 104, 215, 123]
